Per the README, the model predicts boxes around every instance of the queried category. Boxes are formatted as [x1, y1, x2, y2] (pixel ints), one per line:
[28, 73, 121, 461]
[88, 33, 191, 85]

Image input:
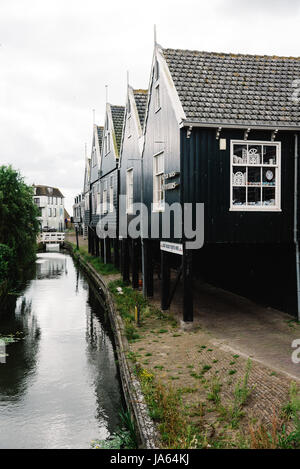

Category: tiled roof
[96, 126, 103, 151]
[162, 48, 300, 127]
[111, 105, 125, 153]
[133, 89, 148, 126]
[33, 185, 64, 198]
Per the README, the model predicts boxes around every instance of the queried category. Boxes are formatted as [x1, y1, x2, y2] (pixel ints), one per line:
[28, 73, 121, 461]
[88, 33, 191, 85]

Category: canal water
[0, 252, 123, 449]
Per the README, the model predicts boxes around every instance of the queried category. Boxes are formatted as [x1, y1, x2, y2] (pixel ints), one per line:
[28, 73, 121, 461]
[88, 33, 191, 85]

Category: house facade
[141, 44, 300, 320]
[92, 103, 125, 266]
[33, 185, 65, 231]
[119, 86, 148, 287]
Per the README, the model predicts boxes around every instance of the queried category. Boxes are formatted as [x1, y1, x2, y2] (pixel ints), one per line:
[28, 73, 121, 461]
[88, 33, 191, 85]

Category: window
[230, 140, 281, 211]
[96, 193, 101, 214]
[155, 84, 160, 112]
[126, 168, 133, 214]
[53, 208, 57, 217]
[34, 198, 40, 206]
[92, 147, 97, 166]
[109, 176, 114, 212]
[127, 114, 131, 138]
[48, 208, 52, 217]
[103, 181, 108, 213]
[104, 118, 110, 155]
[153, 151, 164, 211]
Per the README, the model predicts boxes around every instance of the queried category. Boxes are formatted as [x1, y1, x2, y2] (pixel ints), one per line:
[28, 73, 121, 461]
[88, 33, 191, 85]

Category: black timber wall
[181, 127, 300, 316]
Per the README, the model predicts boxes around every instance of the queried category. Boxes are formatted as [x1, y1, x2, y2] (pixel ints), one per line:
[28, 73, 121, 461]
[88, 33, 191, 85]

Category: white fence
[40, 232, 65, 244]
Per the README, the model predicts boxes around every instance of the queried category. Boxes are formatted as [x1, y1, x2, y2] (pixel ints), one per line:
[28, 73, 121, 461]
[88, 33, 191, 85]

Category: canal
[0, 252, 123, 449]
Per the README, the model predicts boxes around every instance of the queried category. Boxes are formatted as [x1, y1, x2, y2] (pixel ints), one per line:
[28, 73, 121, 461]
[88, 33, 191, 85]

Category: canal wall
[65, 243, 158, 449]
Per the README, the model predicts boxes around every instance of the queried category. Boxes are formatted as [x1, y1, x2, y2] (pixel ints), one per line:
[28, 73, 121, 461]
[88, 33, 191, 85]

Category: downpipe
[294, 133, 300, 321]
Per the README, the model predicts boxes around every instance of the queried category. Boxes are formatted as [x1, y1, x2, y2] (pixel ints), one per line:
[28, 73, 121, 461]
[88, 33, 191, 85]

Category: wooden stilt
[106, 237, 112, 264]
[95, 235, 99, 257]
[122, 239, 130, 283]
[114, 238, 119, 268]
[88, 227, 91, 254]
[132, 239, 139, 289]
[100, 239, 105, 261]
[143, 240, 153, 297]
[182, 249, 193, 322]
[161, 249, 170, 310]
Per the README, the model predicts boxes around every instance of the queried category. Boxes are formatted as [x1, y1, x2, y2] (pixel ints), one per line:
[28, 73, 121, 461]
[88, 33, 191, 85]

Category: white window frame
[103, 181, 108, 213]
[230, 140, 281, 212]
[153, 151, 165, 212]
[126, 168, 134, 214]
[109, 177, 114, 213]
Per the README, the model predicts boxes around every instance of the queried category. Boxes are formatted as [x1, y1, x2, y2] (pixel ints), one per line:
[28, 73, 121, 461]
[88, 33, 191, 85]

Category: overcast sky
[1, 0, 299, 213]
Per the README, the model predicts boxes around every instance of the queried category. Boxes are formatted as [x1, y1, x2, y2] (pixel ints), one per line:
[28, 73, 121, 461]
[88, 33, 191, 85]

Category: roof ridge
[162, 47, 300, 61]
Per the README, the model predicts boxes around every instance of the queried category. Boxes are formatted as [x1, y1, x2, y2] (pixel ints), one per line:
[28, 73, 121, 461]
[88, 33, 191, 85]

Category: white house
[32, 185, 65, 231]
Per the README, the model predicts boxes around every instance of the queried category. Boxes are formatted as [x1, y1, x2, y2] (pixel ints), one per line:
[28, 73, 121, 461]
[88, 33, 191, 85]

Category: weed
[207, 377, 222, 405]
[229, 369, 237, 375]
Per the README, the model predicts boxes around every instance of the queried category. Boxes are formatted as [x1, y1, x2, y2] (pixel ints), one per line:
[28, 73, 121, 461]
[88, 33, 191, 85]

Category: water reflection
[0, 252, 122, 448]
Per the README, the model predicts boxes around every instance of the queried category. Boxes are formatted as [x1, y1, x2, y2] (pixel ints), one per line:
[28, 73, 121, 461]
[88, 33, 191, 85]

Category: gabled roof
[96, 126, 103, 150]
[162, 48, 300, 127]
[111, 105, 125, 152]
[133, 89, 148, 126]
[33, 185, 64, 198]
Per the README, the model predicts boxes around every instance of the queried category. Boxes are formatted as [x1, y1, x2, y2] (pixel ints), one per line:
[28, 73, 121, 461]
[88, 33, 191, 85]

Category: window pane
[263, 167, 276, 186]
[248, 167, 261, 186]
[248, 145, 261, 164]
[262, 187, 276, 206]
[263, 145, 277, 165]
[233, 187, 246, 206]
[232, 166, 246, 186]
[233, 144, 247, 164]
[248, 187, 261, 206]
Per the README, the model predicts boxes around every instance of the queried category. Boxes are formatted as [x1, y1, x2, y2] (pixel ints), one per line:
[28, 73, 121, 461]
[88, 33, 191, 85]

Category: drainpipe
[294, 133, 300, 321]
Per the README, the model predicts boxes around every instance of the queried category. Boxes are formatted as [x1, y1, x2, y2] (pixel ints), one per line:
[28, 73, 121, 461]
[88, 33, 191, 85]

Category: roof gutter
[180, 120, 300, 132]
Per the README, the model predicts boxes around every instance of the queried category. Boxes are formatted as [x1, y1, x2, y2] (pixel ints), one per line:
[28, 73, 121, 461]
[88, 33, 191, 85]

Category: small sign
[160, 241, 183, 255]
[162, 171, 180, 180]
[162, 182, 180, 191]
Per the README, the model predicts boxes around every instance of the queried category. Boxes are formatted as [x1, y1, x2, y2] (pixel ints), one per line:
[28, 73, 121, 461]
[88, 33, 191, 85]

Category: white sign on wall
[160, 241, 183, 255]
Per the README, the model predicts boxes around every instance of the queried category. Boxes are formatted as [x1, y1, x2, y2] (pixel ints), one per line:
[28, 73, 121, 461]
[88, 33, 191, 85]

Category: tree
[0, 165, 39, 284]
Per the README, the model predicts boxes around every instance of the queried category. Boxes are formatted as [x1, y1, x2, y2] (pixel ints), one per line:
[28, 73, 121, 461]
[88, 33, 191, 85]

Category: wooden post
[105, 237, 112, 264]
[122, 239, 130, 283]
[131, 239, 139, 289]
[75, 226, 79, 250]
[95, 235, 99, 257]
[113, 238, 119, 268]
[161, 249, 170, 310]
[143, 240, 153, 297]
[88, 227, 92, 254]
[182, 248, 193, 322]
[100, 239, 105, 261]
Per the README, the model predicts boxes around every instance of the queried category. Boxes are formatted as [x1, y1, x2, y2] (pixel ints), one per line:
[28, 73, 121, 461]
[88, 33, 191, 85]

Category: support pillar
[182, 249, 193, 322]
[161, 250, 170, 310]
[95, 235, 99, 257]
[143, 240, 153, 297]
[113, 238, 119, 268]
[100, 239, 105, 262]
[122, 239, 130, 284]
[131, 239, 139, 289]
[105, 237, 112, 264]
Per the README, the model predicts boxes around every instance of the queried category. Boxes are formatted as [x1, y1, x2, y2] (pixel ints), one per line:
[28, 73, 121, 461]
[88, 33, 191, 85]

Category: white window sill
[229, 207, 282, 212]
